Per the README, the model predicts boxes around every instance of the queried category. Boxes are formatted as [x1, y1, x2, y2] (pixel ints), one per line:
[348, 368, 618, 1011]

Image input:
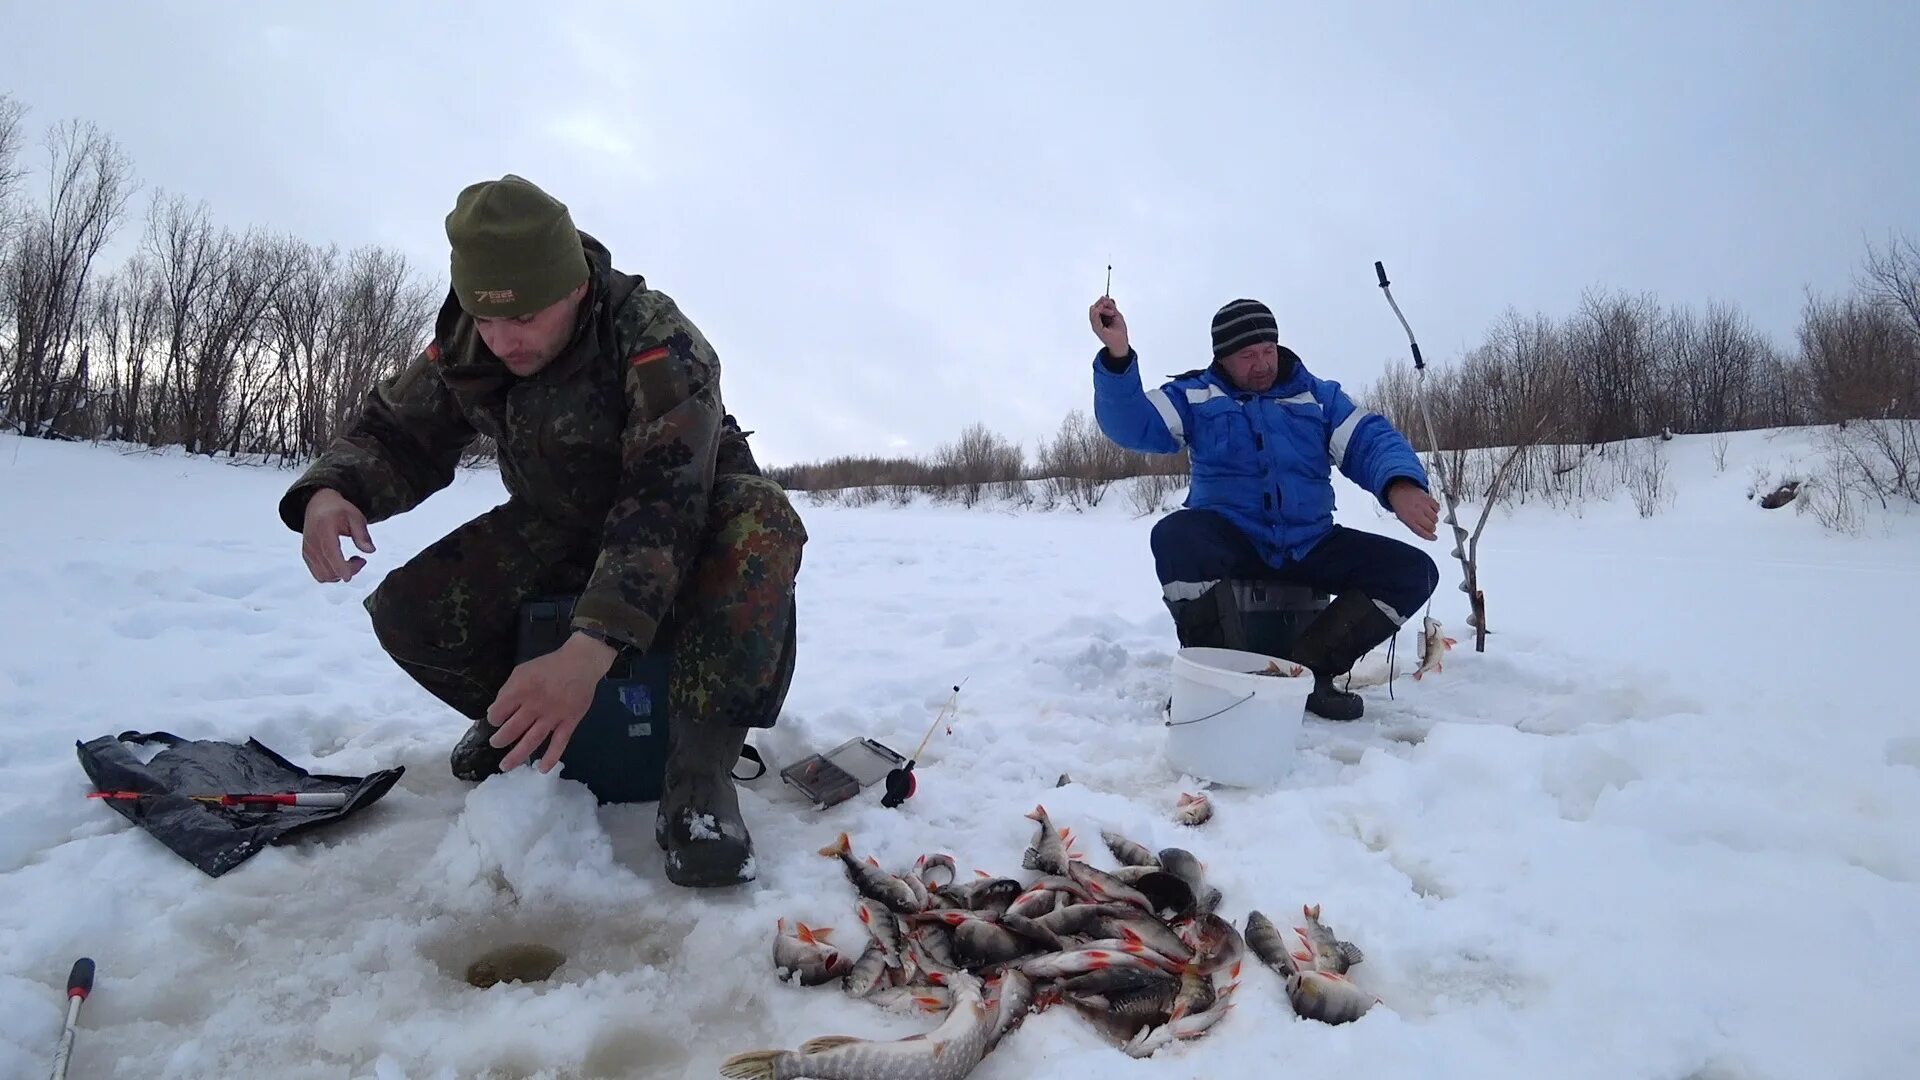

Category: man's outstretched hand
[486, 633, 619, 773]
[302, 488, 376, 582]
[1388, 479, 1441, 541]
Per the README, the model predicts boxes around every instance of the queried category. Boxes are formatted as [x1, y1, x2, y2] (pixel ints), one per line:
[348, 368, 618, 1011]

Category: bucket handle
[1164, 691, 1258, 727]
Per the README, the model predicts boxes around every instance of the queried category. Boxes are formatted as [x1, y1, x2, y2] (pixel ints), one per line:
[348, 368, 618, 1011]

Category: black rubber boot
[654, 719, 757, 887]
[1165, 583, 1244, 650]
[1285, 591, 1402, 722]
[449, 717, 509, 781]
[1306, 673, 1365, 722]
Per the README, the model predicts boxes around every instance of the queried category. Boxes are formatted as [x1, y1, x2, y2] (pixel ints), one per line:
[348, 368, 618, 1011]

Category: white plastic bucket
[1164, 647, 1312, 788]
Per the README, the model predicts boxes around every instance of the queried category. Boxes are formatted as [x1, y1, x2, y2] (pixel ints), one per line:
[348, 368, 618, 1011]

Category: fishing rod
[88, 791, 350, 808]
[48, 957, 93, 1080]
[882, 681, 966, 809]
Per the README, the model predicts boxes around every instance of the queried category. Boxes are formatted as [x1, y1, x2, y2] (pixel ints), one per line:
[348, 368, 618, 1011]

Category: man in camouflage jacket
[279, 174, 804, 888]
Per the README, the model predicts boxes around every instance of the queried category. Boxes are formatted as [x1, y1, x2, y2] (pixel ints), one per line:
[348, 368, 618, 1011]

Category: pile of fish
[721, 802, 1379, 1079]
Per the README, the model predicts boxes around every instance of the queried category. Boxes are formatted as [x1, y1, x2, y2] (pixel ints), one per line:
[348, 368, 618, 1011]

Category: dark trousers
[365, 473, 805, 730]
[1150, 510, 1438, 624]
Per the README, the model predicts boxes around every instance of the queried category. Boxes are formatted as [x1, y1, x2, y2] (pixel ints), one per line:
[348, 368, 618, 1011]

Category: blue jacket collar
[1205, 346, 1310, 398]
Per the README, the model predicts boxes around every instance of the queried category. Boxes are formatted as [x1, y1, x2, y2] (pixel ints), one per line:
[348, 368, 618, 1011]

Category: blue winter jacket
[1092, 347, 1429, 565]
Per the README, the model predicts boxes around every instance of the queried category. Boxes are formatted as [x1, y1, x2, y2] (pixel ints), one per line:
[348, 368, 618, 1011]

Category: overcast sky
[5, 1, 1915, 465]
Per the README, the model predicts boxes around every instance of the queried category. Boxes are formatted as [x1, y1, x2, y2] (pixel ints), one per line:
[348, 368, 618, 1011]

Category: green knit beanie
[444, 174, 589, 318]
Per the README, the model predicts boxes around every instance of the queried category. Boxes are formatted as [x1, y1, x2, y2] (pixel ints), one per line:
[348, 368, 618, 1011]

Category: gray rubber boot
[654, 719, 756, 887]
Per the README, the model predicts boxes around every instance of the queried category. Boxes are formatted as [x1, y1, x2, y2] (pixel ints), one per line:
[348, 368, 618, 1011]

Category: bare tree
[91, 253, 164, 444]
[1798, 292, 1915, 423]
[1860, 231, 1920, 344]
[1566, 288, 1664, 443]
[0, 93, 27, 248]
[1, 117, 136, 437]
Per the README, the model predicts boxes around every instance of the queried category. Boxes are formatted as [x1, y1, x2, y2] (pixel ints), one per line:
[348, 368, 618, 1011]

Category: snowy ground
[2, 428, 1918, 1079]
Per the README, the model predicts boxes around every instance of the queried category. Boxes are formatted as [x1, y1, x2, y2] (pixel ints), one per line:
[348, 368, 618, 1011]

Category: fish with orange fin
[1174, 792, 1213, 826]
[1022, 805, 1071, 875]
[1414, 616, 1457, 680]
[773, 918, 854, 986]
[1245, 907, 1378, 1025]
[819, 832, 921, 913]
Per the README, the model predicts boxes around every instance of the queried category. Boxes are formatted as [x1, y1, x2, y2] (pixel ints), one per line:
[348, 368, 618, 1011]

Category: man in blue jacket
[1089, 295, 1441, 721]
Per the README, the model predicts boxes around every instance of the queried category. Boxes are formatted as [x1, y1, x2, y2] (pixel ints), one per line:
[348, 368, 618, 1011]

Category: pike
[865, 986, 951, 1014]
[721, 972, 996, 1080]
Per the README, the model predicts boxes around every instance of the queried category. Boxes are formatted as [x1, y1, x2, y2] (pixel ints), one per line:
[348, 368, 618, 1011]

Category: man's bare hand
[1388, 479, 1441, 541]
[487, 633, 619, 773]
[302, 488, 376, 582]
[1089, 297, 1130, 358]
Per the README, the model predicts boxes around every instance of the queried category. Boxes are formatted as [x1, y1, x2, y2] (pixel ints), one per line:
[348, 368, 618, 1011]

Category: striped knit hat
[1210, 298, 1279, 361]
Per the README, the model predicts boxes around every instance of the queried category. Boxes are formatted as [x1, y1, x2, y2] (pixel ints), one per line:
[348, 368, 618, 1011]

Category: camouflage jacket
[278, 231, 761, 653]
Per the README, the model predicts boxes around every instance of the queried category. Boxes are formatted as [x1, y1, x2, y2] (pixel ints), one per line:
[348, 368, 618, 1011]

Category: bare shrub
[1125, 471, 1184, 516]
[1810, 419, 1920, 520]
[1799, 459, 1864, 535]
[1626, 439, 1672, 518]
[1039, 409, 1133, 509]
[929, 421, 1025, 508]
[1711, 432, 1731, 474]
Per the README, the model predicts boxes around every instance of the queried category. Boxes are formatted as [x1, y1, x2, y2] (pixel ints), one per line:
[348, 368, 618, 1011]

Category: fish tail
[818, 833, 851, 859]
[718, 1050, 782, 1080]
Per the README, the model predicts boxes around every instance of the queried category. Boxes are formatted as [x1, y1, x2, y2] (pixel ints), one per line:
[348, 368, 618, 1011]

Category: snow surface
[2, 428, 1918, 1079]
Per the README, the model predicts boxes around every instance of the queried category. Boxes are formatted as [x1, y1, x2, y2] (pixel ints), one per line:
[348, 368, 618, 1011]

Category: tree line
[2, 92, 1913, 521]
[0, 93, 439, 463]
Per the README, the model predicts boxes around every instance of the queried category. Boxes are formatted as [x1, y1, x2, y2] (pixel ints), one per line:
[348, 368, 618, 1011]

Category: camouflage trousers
[364, 473, 805, 731]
